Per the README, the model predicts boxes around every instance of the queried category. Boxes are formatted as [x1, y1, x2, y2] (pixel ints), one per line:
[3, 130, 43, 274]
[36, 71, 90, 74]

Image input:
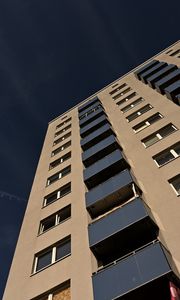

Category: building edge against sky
[3, 40, 180, 300]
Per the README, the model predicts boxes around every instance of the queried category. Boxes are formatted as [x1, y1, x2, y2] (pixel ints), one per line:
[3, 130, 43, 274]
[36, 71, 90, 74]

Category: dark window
[153, 142, 180, 167]
[49, 152, 71, 170]
[51, 141, 71, 157]
[56, 238, 71, 261]
[53, 132, 71, 146]
[36, 249, 52, 272]
[43, 183, 71, 206]
[142, 124, 177, 148]
[126, 104, 152, 122]
[55, 124, 71, 137]
[47, 166, 71, 186]
[39, 205, 71, 234]
[56, 118, 71, 129]
[133, 113, 163, 133]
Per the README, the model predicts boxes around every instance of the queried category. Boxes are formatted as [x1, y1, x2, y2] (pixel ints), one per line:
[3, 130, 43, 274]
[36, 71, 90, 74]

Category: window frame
[126, 104, 153, 122]
[38, 205, 71, 235]
[153, 142, 180, 167]
[43, 182, 71, 207]
[121, 97, 144, 113]
[49, 152, 71, 170]
[46, 165, 71, 186]
[142, 124, 178, 148]
[53, 132, 71, 146]
[168, 175, 180, 196]
[56, 117, 71, 130]
[51, 141, 71, 157]
[133, 113, 163, 133]
[33, 236, 71, 274]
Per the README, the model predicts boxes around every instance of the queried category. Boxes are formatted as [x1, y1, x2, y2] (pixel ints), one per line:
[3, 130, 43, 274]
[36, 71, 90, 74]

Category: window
[166, 49, 173, 54]
[169, 175, 180, 195]
[170, 49, 180, 57]
[51, 141, 71, 157]
[79, 105, 101, 120]
[116, 92, 137, 106]
[56, 117, 71, 129]
[153, 142, 180, 167]
[43, 182, 71, 206]
[126, 104, 153, 122]
[133, 113, 163, 133]
[121, 98, 144, 113]
[109, 83, 127, 95]
[33, 236, 71, 273]
[39, 205, 71, 234]
[78, 97, 99, 114]
[31, 281, 70, 300]
[111, 83, 119, 88]
[49, 152, 71, 170]
[53, 132, 71, 146]
[47, 166, 71, 186]
[142, 124, 178, 148]
[55, 124, 71, 137]
[112, 87, 132, 100]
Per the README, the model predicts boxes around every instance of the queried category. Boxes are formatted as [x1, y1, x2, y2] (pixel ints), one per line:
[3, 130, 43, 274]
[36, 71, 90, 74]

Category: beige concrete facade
[3, 41, 180, 300]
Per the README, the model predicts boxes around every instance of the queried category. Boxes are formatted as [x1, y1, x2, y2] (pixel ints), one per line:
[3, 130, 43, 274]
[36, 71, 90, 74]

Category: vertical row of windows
[32, 115, 73, 279]
[109, 77, 179, 197]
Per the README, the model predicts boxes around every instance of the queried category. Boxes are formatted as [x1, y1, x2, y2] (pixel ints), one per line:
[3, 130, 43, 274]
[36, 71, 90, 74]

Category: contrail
[0, 190, 26, 202]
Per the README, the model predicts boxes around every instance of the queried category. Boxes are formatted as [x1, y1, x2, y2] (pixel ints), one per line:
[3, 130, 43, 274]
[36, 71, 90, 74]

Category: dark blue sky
[0, 0, 179, 297]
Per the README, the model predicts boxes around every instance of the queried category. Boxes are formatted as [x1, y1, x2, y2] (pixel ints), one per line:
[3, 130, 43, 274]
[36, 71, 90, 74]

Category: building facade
[3, 41, 180, 300]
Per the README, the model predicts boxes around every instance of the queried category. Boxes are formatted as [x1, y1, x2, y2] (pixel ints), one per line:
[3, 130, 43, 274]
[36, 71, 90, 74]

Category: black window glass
[36, 250, 52, 271]
[56, 239, 71, 261]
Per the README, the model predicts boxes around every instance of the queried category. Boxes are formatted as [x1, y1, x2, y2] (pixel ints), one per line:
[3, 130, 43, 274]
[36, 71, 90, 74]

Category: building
[3, 40, 180, 300]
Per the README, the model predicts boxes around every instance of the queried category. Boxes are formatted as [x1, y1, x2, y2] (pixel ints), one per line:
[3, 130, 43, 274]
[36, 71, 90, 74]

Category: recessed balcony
[82, 135, 120, 167]
[79, 106, 105, 127]
[86, 169, 137, 218]
[80, 115, 109, 138]
[78, 96, 99, 113]
[84, 149, 128, 189]
[147, 64, 178, 88]
[164, 80, 180, 105]
[139, 61, 168, 84]
[81, 123, 114, 151]
[78, 101, 101, 118]
[89, 198, 158, 265]
[134, 60, 159, 80]
[154, 69, 180, 94]
[92, 241, 177, 300]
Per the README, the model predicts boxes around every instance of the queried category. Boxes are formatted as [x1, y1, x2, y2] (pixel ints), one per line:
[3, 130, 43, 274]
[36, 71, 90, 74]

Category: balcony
[147, 64, 178, 88]
[176, 94, 180, 105]
[78, 101, 101, 118]
[134, 60, 159, 80]
[139, 61, 168, 84]
[154, 69, 180, 94]
[164, 80, 180, 105]
[82, 135, 120, 167]
[84, 149, 128, 189]
[89, 198, 158, 264]
[78, 96, 99, 113]
[80, 115, 108, 138]
[79, 106, 105, 127]
[92, 241, 176, 300]
[81, 123, 114, 151]
[86, 169, 136, 218]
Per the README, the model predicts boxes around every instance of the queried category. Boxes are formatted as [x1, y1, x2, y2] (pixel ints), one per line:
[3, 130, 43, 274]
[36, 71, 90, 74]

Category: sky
[0, 0, 179, 297]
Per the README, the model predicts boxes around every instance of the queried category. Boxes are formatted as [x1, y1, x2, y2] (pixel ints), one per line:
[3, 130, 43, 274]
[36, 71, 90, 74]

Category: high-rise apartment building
[3, 41, 180, 300]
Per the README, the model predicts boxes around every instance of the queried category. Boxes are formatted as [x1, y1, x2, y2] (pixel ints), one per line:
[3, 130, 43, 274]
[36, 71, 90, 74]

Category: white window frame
[142, 124, 178, 148]
[154, 143, 180, 167]
[126, 104, 153, 122]
[33, 237, 71, 274]
[169, 175, 180, 196]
